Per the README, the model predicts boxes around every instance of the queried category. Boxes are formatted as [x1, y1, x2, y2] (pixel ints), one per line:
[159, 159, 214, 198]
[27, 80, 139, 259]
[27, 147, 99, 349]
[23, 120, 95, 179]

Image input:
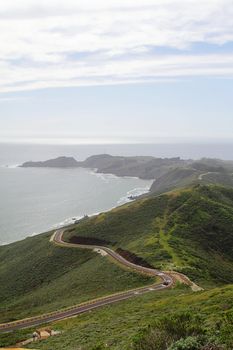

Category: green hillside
[149, 158, 233, 195]
[65, 184, 233, 286]
[1, 285, 232, 349]
[149, 167, 198, 194]
[1, 184, 233, 349]
[0, 232, 152, 323]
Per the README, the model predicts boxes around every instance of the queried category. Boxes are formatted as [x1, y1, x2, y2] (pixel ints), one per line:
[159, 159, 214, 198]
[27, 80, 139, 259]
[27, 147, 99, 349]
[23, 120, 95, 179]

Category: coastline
[0, 167, 152, 247]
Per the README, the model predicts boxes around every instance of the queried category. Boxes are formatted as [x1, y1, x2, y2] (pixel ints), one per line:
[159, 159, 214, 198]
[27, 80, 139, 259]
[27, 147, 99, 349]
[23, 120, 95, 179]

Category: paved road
[198, 171, 217, 180]
[0, 230, 173, 333]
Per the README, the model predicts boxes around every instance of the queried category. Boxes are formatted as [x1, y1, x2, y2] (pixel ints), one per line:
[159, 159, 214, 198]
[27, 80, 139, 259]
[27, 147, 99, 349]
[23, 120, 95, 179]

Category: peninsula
[20, 154, 189, 179]
[20, 155, 233, 195]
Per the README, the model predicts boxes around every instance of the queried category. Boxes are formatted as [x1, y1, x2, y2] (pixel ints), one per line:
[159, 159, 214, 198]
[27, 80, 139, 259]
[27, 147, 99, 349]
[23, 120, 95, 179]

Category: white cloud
[0, 0, 233, 92]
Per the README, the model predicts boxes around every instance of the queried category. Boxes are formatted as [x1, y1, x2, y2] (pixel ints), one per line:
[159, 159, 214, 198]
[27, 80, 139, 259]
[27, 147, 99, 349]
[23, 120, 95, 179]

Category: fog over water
[0, 142, 233, 245]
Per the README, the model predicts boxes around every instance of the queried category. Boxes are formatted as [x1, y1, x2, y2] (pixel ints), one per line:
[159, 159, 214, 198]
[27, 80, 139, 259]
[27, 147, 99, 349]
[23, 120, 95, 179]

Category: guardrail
[0, 229, 174, 332]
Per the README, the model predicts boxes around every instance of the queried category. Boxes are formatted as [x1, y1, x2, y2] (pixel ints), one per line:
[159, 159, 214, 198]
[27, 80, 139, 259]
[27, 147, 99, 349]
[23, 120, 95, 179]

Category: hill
[149, 167, 198, 194]
[20, 156, 78, 168]
[0, 231, 152, 323]
[20, 155, 233, 197]
[1, 284, 232, 349]
[65, 184, 233, 286]
[20, 154, 189, 179]
[149, 159, 233, 195]
[1, 184, 233, 348]
[77, 154, 188, 179]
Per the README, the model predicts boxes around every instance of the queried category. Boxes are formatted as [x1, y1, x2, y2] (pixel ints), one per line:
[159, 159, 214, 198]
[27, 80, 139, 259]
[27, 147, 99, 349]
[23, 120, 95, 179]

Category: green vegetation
[150, 168, 198, 195]
[132, 310, 233, 350]
[1, 183, 233, 349]
[65, 185, 233, 286]
[2, 284, 232, 349]
[150, 158, 233, 195]
[0, 231, 153, 323]
[0, 328, 35, 348]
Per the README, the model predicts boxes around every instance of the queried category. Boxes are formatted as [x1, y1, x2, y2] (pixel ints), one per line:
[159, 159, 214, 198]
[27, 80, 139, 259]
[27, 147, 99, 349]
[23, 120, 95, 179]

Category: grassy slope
[0, 231, 153, 323]
[149, 167, 198, 195]
[149, 159, 233, 195]
[1, 284, 232, 349]
[0, 186, 233, 350]
[1, 184, 233, 348]
[65, 185, 233, 287]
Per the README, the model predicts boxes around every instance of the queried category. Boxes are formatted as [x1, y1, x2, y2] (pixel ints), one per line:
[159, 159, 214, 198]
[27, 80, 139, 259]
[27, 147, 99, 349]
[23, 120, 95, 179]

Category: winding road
[0, 229, 173, 333]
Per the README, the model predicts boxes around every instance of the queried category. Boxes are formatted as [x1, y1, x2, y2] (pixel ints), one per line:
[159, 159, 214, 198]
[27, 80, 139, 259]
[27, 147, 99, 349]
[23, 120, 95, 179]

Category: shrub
[132, 328, 172, 350]
[168, 336, 204, 350]
[132, 312, 205, 350]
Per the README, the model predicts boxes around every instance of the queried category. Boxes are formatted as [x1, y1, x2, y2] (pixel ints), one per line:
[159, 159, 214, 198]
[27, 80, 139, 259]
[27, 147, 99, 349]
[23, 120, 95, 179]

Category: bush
[218, 312, 233, 349]
[132, 312, 205, 350]
[132, 328, 172, 350]
[168, 336, 204, 350]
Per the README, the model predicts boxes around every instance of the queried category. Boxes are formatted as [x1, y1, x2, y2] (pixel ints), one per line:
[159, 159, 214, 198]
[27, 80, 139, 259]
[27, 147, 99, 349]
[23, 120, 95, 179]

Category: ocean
[0, 142, 233, 245]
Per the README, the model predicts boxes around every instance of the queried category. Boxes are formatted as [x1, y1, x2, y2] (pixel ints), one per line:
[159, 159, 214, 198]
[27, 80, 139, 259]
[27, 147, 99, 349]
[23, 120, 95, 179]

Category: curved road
[0, 229, 173, 333]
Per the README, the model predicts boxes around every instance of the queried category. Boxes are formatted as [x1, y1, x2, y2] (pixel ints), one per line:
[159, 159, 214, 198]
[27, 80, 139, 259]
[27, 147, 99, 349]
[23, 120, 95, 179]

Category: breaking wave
[117, 186, 151, 205]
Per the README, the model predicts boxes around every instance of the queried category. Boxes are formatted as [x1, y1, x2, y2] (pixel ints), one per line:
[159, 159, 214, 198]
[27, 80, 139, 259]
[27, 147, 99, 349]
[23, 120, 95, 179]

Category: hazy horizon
[1, 142, 233, 163]
[2, 138, 233, 145]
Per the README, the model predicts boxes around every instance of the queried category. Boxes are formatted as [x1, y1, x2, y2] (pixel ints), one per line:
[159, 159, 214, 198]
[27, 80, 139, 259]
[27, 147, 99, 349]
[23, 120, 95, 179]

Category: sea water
[1, 142, 233, 245]
[0, 144, 153, 245]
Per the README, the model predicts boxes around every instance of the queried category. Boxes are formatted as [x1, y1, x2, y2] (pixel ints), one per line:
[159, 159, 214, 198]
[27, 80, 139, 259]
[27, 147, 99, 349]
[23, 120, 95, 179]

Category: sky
[0, 0, 233, 144]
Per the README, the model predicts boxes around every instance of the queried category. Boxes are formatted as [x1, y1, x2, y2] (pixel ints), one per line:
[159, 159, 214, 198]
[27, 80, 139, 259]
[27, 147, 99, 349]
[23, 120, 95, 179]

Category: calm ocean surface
[0, 142, 233, 245]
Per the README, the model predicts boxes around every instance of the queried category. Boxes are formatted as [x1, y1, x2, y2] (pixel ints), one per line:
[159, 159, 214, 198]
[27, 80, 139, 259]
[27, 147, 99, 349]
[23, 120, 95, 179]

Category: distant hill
[20, 156, 78, 168]
[150, 167, 197, 194]
[150, 158, 233, 195]
[20, 155, 233, 196]
[77, 154, 188, 179]
[20, 154, 189, 179]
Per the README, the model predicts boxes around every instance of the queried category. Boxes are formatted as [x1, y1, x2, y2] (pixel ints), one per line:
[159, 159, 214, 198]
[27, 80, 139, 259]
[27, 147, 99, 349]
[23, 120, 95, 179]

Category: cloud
[0, 0, 233, 92]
